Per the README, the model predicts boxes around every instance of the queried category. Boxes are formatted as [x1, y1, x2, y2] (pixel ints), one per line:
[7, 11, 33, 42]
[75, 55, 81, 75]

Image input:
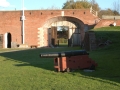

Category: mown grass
[0, 26, 120, 90]
[0, 48, 26, 52]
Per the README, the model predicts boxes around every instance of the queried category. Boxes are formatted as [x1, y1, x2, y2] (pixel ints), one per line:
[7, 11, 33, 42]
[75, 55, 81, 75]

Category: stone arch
[38, 16, 85, 47]
[43, 16, 84, 29]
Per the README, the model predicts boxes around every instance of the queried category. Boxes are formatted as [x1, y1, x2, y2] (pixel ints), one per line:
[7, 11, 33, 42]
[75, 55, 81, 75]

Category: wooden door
[51, 27, 57, 46]
[0, 34, 3, 48]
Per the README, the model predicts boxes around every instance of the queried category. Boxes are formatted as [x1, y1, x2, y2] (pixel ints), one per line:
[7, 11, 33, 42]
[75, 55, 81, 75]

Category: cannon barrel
[40, 50, 89, 58]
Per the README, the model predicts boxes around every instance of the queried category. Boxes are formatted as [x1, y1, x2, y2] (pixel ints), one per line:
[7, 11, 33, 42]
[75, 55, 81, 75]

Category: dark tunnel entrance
[7, 33, 11, 48]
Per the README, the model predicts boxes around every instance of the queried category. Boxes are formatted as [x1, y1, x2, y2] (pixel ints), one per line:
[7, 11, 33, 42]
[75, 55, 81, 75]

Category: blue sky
[0, 0, 118, 10]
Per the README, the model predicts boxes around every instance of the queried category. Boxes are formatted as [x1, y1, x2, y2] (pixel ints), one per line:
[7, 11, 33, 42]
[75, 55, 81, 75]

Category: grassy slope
[90, 26, 120, 83]
[0, 26, 120, 90]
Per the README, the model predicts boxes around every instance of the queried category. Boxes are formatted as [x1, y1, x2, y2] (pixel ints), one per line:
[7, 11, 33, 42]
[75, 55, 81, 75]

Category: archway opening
[57, 26, 68, 47]
[4, 32, 12, 48]
[39, 16, 85, 48]
[49, 19, 82, 47]
[7, 33, 11, 48]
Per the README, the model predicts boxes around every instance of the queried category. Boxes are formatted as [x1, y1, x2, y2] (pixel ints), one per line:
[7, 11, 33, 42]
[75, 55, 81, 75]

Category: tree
[62, 0, 91, 9]
[62, 0, 75, 9]
[98, 9, 118, 18]
[90, 0, 100, 12]
[62, 0, 102, 18]
[113, 0, 120, 15]
[57, 26, 68, 39]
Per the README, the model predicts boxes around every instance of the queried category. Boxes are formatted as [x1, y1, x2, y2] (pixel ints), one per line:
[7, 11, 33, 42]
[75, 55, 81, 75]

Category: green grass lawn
[0, 26, 120, 90]
[0, 48, 28, 53]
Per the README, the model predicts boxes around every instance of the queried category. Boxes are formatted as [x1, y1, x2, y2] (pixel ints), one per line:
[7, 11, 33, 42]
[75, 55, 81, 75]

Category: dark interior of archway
[46, 16, 84, 47]
[7, 33, 11, 48]
[57, 26, 68, 47]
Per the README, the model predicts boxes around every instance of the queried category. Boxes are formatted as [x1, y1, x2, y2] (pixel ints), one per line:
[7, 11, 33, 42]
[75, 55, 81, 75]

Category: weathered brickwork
[95, 19, 120, 28]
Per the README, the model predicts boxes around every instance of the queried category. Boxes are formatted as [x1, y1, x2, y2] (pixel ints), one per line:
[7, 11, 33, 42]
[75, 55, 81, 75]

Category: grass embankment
[90, 26, 120, 85]
[0, 26, 120, 90]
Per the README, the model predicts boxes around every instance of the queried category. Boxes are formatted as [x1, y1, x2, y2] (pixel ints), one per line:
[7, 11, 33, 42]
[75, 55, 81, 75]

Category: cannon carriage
[40, 50, 97, 72]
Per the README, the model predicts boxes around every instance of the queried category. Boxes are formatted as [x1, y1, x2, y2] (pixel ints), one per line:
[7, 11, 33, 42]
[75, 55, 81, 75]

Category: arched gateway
[38, 16, 85, 47]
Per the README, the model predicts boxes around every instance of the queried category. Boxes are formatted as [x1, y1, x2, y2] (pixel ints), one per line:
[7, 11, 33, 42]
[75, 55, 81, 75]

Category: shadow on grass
[0, 48, 54, 71]
[0, 47, 80, 71]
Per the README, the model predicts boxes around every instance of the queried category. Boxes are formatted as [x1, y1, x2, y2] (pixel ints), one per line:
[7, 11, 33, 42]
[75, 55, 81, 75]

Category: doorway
[4, 32, 11, 48]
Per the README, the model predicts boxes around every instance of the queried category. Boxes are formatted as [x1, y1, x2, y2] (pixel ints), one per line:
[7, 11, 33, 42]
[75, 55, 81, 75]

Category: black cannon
[40, 50, 89, 58]
[40, 50, 97, 72]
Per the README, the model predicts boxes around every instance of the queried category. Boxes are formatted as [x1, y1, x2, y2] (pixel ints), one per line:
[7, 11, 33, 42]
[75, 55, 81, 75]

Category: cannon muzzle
[40, 50, 89, 58]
